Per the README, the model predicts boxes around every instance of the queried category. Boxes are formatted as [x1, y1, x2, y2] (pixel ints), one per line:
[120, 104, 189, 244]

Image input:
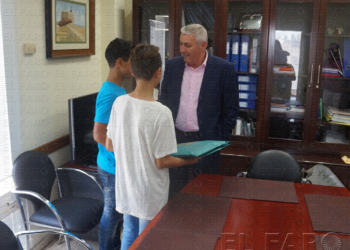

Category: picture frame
[45, 0, 95, 58]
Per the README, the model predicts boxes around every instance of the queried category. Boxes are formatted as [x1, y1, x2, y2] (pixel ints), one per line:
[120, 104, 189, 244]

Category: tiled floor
[43, 236, 99, 250]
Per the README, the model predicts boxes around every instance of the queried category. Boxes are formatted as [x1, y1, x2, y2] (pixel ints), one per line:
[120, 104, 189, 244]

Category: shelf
[322, 80, 350, 93]
[239, 108, 256, 113]
[236, 72, 259, 75]
[229, 135, 257, 143]
[317, 118, 330, 125]
[273, 72, 295, 76]
[139, 29, 169, 32]
[270, 111, 305, 120]
[322, 76, 350, 81]
[228, 30, 262, 35]
[325, 35, 350, 38]
[317, 118, 350, 127]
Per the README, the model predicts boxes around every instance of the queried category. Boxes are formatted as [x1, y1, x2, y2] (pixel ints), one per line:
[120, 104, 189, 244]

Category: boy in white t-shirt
[106, 44, 200, 250]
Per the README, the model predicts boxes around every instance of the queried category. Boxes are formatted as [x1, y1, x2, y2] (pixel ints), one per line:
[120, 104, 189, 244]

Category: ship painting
[55, 0, 86, 43]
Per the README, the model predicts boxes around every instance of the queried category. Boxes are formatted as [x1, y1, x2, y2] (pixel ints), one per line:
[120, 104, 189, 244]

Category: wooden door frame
[263, 0, 321, 148]
[309, 0, 350, 153]
[217, 0, 270, 145]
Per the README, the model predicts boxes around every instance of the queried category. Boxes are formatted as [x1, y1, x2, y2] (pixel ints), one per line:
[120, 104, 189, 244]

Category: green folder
[171, 140, 231, 158]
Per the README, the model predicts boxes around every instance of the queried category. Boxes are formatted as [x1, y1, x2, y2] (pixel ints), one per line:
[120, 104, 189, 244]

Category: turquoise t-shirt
[94, 81, 126, 174]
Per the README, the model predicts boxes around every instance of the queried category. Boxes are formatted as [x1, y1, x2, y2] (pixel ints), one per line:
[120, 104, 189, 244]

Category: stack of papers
[289, 105, 305, 113]
[324, 106, 350, 125]
[271, 103, 288, 112]
[273, 65, 295, 75]
[322, 67, 341, 77]
[270, 103, 305, 113]
[171, 140, 231, 158]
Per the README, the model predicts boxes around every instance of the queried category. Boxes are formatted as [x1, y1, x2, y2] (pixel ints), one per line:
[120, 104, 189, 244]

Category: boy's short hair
[105, 38, 134, 68]
[130, 44, 162, 81]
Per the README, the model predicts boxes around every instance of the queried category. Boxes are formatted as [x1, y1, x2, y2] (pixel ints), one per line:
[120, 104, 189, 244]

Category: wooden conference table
[130, 174, 350, 250]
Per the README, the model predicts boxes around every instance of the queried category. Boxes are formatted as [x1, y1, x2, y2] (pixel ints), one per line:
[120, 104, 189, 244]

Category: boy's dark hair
[130, 44, 162, 81]
[105, 38, 134, 68]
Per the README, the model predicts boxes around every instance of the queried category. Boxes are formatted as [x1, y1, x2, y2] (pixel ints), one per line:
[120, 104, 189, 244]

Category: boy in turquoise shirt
[93, 38, 134, 250]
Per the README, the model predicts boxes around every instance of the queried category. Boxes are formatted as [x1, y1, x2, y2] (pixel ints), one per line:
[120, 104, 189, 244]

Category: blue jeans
[121, 214, 151, 250]
[98, 166, 123, 250]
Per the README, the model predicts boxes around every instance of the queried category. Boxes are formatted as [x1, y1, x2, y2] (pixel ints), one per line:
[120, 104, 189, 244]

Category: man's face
[179, 34, 206, 66]
[120, 58, 132, 78]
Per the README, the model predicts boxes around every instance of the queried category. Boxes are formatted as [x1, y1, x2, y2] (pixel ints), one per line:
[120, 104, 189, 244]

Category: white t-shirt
[107, 95, 177, 220]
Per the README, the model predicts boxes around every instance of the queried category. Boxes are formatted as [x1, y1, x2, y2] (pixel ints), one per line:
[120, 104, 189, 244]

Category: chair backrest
[12, 151, 56, 210]
[0, 221, 21, 250]
[246, 150, 302, 183]
[56, 169, 104, 201]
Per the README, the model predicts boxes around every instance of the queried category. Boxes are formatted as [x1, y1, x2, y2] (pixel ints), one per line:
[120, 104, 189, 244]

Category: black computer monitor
[68, 93, 98, 167]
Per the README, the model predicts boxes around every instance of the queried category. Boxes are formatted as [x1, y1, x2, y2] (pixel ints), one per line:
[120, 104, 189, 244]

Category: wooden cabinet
[308, 0, 350, 153]
[133, 0, 350, 177]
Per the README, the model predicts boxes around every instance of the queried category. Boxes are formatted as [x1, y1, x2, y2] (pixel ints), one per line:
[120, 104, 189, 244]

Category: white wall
[125, 0, 132, 41]
[15, 1, 102, 154]
[101, 0, 125, 81]
[2, 0, 127, 248]
[11, 1, 115, 248]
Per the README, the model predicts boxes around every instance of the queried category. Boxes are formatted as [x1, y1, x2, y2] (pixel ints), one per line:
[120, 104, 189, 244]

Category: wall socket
[23, 43, 36, 54]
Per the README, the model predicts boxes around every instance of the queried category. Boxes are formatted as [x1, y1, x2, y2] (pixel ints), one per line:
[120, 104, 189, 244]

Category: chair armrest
[237, 172, 247, 178]
[56, 168, 103, 194]
[301, 178, 312, 184]
[11, 190, 67, 231]
[15, 230, 93, 250]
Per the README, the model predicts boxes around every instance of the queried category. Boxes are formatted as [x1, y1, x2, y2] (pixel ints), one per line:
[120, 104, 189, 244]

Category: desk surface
[130, 174, 350, 250]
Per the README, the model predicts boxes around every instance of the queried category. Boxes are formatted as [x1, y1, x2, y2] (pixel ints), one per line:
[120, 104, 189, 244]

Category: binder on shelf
[226, 34, 231, 62]
[237, 75, 258, 84]
[318, 98, 323, 119]
[235, 118, 242, 135]
[343, 39, 350, 77]
[239, 100, 255, 109]
[249, 48, 252, 72]
[239, 83, 257, 92]
[239, 35, 249, 72]
[239, 91, 256, 100]
[231, 34, 240, 69]
[250, 37, 259, 73]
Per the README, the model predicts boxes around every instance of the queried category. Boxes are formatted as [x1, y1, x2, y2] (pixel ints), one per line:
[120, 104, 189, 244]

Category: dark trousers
[168, 130, 220, 200]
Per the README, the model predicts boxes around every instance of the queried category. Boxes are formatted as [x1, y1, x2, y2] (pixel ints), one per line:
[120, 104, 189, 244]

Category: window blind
[0, 0, 13, 196]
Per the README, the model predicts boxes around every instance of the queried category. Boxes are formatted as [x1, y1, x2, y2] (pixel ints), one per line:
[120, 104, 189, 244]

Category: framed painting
[45, 0, 95, 58]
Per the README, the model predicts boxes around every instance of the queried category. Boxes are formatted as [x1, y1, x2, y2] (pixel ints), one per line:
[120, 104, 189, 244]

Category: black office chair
[0, 221, 93, 250]
[12, 150, 104, 250]
[237, 150, 310, 183]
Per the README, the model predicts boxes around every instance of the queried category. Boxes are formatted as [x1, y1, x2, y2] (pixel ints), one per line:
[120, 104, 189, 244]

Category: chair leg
[64, 236, 71, 250]
[58, 234, 62, 245]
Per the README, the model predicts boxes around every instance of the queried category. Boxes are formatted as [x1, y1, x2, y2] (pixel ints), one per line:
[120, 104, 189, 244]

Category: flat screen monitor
[68, 93, 98, 167]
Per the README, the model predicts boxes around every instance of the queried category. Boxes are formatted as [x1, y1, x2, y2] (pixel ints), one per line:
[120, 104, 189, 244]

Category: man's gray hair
[181, 24, 208, 45]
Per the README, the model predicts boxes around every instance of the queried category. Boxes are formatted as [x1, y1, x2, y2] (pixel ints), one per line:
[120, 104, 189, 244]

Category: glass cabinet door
[312, 2, 350, 148]
[266, 0, 319, 142]
[226, 1, 265, 140]
[180, 1, 216, 54]
[136, 1, 171, 63]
